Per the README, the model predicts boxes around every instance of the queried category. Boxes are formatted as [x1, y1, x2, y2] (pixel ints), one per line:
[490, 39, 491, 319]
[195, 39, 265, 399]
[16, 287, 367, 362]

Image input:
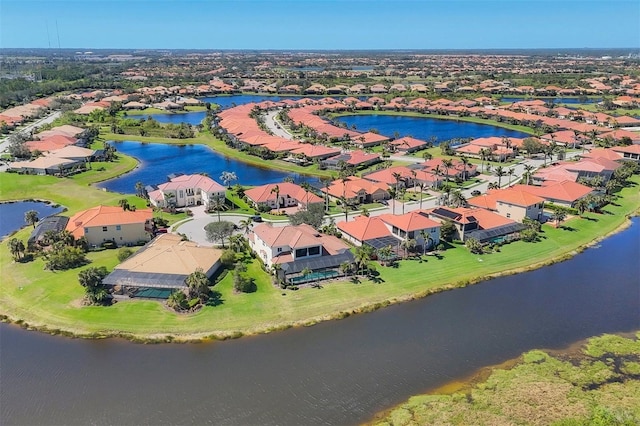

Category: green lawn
[1, 175, 638, 340]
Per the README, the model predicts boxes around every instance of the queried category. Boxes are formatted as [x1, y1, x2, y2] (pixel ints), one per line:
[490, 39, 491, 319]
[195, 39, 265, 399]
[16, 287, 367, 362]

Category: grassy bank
[372, 332, 640, 426]
[1, 173, 638, 341]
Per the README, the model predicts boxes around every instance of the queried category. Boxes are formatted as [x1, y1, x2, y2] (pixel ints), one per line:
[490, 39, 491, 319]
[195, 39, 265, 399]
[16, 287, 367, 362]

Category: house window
[506, 213, 511, 218]
[408, 231, 414, 239]
[308, 246, 320, 256]
[116, 225, 121, 231]
[179, 190, 184, 198]
[102, 226, 108, 232]
[84, 227, 89, 233]
[295, 248, 307, 258]
[277, 247, 282, 253]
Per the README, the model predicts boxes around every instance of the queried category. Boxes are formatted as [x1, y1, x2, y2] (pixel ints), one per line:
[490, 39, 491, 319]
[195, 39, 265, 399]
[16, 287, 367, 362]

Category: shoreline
[367, 330, 640, 425]
[1, 209, 637, 344]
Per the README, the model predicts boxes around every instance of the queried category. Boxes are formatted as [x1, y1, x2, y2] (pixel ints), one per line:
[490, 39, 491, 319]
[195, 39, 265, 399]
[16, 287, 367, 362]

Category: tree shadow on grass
[560, 225, 578, 232]
[582, 216, 599, 222]
[205, 291, 224, 307]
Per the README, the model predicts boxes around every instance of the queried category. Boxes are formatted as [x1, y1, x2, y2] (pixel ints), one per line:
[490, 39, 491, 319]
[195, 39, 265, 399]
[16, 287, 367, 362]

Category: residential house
[512, 181, 594, 208]
[468, 188, 545, 221]
[323, 176, 390, 205]
[427, 206, 525, 243]
[249, 223, 354, 284]
[103, 233, 223, 298]
[337, 215, 395, 247]
[389, 136, 428, 153]
[353, 132, 390, 148]
[321, 150, 381, 170]
[147, 173, 227, 209]
[378, 211, 441, 250]
[244, 182, 323, 211]
[65, 205, 153, 247]
[612, 145, 640, 162]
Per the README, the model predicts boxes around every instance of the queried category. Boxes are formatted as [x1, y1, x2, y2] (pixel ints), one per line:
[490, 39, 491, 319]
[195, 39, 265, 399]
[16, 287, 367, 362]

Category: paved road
[0, 111, 62, 153]
[264, 110, 294, 140]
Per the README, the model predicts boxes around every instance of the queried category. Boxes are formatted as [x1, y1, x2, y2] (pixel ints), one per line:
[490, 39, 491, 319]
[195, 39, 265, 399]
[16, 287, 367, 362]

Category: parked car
[251, 215, 263, 222]
[155, 228, 169, 234]
[471, 190, 482, 196]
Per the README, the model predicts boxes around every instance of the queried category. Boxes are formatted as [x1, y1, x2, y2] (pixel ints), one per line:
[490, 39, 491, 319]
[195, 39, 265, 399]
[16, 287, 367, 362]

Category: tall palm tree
[494, 165, 505, 188]
[320, 177, 332, 212]
[418, 182, 426, 210]
[523, 164, 535, 185]
[433, 165, 443, 189]
[300, 182, 312, 210]
[238, 218, 252, 235]
[400, 238, 416, 259]
[479, 148, 491, 173]
[210, 194, 227, 221]
[354, 245, 373, 275]
[441, 158, 453, 183]
[392, 171, 403, 214]
[459, 156, 470, 180]
[270, 184, 281, 214]
[507, 168, 515, 186]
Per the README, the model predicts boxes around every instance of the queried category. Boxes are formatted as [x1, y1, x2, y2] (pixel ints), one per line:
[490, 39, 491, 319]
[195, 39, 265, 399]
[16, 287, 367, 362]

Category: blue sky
[1, 0, 638, 50]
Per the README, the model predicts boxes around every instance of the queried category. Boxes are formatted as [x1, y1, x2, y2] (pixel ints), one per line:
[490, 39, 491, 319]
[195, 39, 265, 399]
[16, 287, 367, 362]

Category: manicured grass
[373, 333, 640, 426]
[1, 175, 638, 339]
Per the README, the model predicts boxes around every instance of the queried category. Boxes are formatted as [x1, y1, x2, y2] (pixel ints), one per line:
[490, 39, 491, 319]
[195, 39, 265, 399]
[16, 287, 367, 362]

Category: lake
[1, 217, 638, 425]
[98, 141, 318, 194]
[0, 201, 64, 239]
[336, 114, 531, 142]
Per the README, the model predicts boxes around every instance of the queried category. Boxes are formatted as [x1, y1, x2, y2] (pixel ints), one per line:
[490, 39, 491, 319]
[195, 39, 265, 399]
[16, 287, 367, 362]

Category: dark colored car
[251, 215, 263, 222]
[471, 190, 482, 196]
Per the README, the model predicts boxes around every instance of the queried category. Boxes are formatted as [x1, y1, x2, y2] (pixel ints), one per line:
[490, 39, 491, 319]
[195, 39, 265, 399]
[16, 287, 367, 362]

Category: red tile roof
[66, 206, 153, 239]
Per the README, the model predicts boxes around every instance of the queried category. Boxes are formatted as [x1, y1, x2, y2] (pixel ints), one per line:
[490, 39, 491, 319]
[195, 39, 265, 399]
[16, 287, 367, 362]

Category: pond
[1, 218, 638, 425]
[336, 114, 531, 143]
[0, 200, 64, 239]
[98, 141, 318, 194]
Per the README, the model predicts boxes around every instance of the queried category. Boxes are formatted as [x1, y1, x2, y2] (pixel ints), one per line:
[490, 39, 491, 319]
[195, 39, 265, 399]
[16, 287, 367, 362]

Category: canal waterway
[336, 114, 531, 142]
[97, 141, 318, 194]
[0, 201, 64, 239]
[1, 217, 638, 425]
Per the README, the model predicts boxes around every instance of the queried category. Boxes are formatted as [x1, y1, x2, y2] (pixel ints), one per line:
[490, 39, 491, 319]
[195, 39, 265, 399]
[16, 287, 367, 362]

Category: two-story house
[244, 182, 323, 212]
[249, 223, 354, 284]
[65, 205, 153, 247]
[468, 188, 545, 222]
[148, 174, 227, 209]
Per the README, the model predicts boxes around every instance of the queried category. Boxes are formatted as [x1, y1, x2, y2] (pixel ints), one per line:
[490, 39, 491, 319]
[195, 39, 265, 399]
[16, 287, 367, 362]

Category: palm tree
[388, 187, 397, 215]
[135, 181, 146, 199]
[360, 206, 370, 217]
[238, 218, 252, 235]
[400, 238, 416, 259]
[574, 198, 589, 217]
[118, 199, 131, 211]
[494, 165, 505, 188]
[354, 245, 373, 275]
[300, 267, 313, 282]
[321, 176, 332, 212]
[432, 165, 443, 189]
[270, 184, 281, 214]
[229, 234, 246, 253]
[459, 156, 470, 180]
[450, 189, 467, 208]
[300, 182, 312, 210]
[24, 210, 39, 228]
[441, 158, 453, 183]
[209, 194, 227, 221]
[419, 230, 429, 255]
[553, 208, 568, 227]
[418, 182, 427, 210]
[378, 245, 393, 266]
[479, 148, 491, 173]
[8, 238, 25, 261]
[507, 168, 516, 186]
[523, 164, 535, 185]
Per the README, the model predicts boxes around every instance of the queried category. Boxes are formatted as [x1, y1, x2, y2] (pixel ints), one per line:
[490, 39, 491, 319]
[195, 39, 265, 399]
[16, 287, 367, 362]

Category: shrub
[101, 240, 117, 249]
[117, 247, 134, 262]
